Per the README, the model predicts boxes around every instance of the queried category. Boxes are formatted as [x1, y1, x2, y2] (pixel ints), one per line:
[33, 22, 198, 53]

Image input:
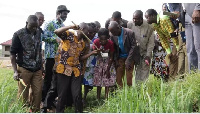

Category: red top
[93, 38, 114, 52]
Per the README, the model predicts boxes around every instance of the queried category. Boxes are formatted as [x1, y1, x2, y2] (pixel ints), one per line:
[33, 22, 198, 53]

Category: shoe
[40, 108, 47, 113]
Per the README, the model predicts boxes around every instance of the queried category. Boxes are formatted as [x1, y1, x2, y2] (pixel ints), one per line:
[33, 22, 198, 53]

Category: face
[145, 13, 154, 24]
[78, 26, 89, 39]
[37, 15, 44, 27]
[162, 5, 167, 12]
[111, 18, 121, 25]
[58, 11, 68, 22]
[27, 21, 38, 33]
[133, 14, 143, 26]
[109, 27, 120, 36]
[88, 27, 96, 40]
[99, 35, 108, 45]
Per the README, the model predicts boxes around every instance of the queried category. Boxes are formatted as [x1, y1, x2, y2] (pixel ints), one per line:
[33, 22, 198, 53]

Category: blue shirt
[42, 19, 64, 59]
[118, 28, 128, 58]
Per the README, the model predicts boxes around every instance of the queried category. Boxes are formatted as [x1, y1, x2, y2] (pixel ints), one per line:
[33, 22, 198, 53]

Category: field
[0, 68, 200, 113]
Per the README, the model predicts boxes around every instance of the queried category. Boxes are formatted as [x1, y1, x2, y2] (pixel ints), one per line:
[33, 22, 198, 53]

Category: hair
[94, 21, 101, 28]
[134, 10, 143, 18]
[35, 12, 44, 16]
[88, 22, 97, 29]
[98, 28, 109, 37]
[145, 9, 158, 16]
[27, 15, 38, 23]
[112, 11, 121, 19]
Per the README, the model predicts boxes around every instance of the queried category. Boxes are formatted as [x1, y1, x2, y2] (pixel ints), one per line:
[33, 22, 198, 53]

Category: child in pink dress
[93, 28, 116, 100]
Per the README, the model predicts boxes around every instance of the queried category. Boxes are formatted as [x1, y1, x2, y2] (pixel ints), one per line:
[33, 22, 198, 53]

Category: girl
[93, 28, 116, 100]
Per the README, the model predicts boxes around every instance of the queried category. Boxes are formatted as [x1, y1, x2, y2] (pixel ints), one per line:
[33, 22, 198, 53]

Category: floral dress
[93, 39, 116, 87]
[82, 43, 96, 86]
[150, 33, 173, 79]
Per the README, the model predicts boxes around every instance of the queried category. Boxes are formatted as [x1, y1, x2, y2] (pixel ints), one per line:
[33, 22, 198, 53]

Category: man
[35, 12, 45, 34]
[166, 3, 188, 77]
[183, 3, 200, 72]
[108, 21, 137, 87]
[127, 10, 155, 82]
[145, 9, 179, 63]
[42, 5, 70, 104]
[54, 23, 98, 113]
[10, 15, 42, 112]
[105, 11, 128, 29]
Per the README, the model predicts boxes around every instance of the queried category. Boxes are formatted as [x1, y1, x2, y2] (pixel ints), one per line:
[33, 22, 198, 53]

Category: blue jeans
[185, 13, 200, 71]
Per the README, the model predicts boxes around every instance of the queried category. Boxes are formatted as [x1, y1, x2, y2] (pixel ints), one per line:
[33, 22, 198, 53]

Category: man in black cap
[41, 5, 70, 112]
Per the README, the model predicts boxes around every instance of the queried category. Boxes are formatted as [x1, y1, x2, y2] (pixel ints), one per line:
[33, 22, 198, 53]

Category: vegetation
[0, 68, 200, 113]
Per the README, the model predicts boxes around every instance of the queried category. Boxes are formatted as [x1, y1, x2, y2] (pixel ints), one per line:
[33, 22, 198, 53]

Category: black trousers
[56, 73, 83, 113]
[42, 58, 55, 102]
[43, 70, 57, 109]
[43, 71, 73, 109]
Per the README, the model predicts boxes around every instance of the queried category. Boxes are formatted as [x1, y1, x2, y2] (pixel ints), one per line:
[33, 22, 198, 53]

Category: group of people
[10, 3, 200, 113]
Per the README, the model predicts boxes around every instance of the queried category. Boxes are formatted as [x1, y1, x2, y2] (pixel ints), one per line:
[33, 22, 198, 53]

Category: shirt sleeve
[42, 22, 58, 43]
[127, 21, 132, 29]
[109, 40, 115, 52]
[10, 33, 22, 55]
[92, 39, 99, 50]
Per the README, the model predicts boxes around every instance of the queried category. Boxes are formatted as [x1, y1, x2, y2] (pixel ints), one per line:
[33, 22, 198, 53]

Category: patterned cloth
[93, 39, 116, 87]
[42, 19, 64, 59]
[56, 31, 86, 77]
[82, 40, 97, 86]
[10, 27, 42, 72]
[152, 14, 179, 54]
[150, 34, 173, 79]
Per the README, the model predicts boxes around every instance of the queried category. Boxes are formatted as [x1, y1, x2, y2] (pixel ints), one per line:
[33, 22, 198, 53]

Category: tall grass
[95, 73, 200, 113]
[0, 68, 27, 113]
[1, 67, 200, 113]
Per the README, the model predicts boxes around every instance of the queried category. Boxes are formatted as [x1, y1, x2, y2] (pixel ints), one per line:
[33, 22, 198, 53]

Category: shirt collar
[53, 19, 64, 26]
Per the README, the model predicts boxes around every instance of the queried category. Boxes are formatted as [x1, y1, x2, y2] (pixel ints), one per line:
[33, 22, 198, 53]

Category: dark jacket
[110, 27, 139, 65]
[10, 27, 42, 72]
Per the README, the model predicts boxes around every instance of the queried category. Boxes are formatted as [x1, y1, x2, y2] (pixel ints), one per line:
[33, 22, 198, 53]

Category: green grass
[0, 68, 200, 113]
[0, 68, 27, 113]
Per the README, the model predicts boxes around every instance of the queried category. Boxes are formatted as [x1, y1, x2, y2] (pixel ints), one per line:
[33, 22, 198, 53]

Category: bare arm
[54, 25, 76, 39]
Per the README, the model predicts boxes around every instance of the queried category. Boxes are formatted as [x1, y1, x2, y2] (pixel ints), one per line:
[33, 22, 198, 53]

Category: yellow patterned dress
[152, 14, 179, 55]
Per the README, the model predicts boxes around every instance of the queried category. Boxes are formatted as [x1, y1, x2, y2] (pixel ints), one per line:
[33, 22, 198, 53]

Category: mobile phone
[180, 31, 186, 42]
[170, 32, 178, 38]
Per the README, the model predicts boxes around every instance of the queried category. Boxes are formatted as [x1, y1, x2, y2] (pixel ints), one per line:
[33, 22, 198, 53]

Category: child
[93, 28, 116, 100]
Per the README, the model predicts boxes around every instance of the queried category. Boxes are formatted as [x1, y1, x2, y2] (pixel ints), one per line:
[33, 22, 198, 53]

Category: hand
[71, 25, 80, 30]
[192, 10, 200, 24]
[56, 37, 61, 43]
[13, 72, 20, 81]
[91, 49, 99, 55]
[144, 56, 150, 65]
[170, 11, 180, 19]
[105, 69, 110, 79]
